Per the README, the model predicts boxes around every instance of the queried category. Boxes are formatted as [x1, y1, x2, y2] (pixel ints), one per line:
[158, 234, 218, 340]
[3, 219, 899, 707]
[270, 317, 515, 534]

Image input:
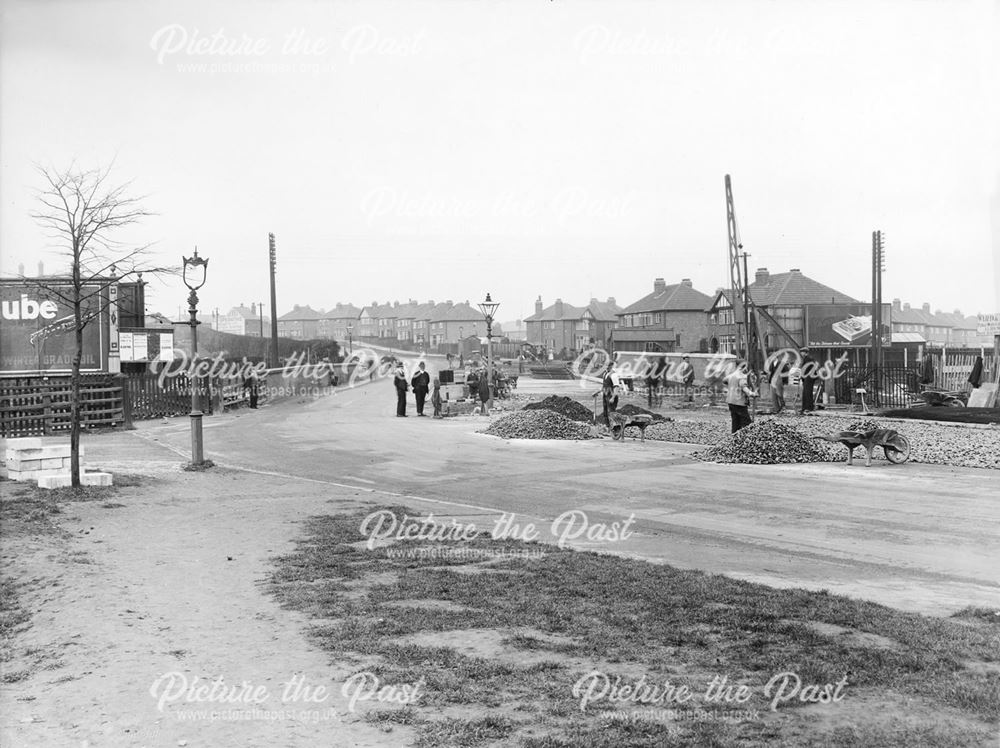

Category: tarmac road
[104, 376, 1000, 616]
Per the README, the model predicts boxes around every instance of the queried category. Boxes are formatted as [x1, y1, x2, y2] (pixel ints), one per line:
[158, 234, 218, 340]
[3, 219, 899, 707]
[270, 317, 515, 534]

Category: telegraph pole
[259, 301, 265, 338]
[871, 231, 885, 405]
[268, 233, 279, 368]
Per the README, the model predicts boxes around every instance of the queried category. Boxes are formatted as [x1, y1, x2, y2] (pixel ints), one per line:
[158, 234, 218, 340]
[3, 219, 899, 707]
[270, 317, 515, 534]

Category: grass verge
[269, 506, 1000, 747]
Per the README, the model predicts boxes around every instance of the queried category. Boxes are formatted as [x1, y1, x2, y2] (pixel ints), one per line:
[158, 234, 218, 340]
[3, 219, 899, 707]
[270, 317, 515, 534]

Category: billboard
[805, 304, 891, 348]
[0, 283, 105, 373]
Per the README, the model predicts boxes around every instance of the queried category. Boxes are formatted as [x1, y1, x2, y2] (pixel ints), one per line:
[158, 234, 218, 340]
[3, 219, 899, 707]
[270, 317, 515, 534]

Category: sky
[1, 0, 998, 326]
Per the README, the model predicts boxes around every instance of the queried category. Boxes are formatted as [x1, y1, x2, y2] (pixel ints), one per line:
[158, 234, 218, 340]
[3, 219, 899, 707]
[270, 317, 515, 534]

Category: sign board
[977, 313, 1000, 336]
[0, 283, 105, 373]
[119, 329, 175, 363]
[805, 304, 892, 348]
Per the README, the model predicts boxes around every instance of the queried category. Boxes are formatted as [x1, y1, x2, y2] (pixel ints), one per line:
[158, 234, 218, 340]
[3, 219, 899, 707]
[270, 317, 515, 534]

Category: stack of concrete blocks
[1, 437, 113, 489]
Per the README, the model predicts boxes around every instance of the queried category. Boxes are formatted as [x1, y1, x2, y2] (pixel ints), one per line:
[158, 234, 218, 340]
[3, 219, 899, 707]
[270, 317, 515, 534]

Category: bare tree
[27, 163, 165, 487]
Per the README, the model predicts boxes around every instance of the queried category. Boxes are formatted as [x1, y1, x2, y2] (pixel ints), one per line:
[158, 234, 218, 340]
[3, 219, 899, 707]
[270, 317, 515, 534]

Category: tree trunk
[71, 271, 82, 488]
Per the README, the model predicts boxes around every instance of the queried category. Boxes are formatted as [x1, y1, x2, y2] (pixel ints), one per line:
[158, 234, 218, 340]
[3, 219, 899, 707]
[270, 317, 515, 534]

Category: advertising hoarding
[119, 329, 174, 363]
[805, 304, 892, 348]
[0, 283, 105, 373]
[977, 313, 1000, 336]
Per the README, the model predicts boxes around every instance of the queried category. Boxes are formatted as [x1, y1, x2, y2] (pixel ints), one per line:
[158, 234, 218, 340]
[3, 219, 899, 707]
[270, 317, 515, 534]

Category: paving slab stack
[1, 437, 113, 489]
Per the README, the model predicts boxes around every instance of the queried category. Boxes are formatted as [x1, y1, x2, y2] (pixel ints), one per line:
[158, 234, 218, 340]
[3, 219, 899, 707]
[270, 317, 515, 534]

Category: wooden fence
[0, 374, 125, 437]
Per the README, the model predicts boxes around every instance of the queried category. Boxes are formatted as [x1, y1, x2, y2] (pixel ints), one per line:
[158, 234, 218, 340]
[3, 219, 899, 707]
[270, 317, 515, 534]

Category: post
[487, 321, 494, 412]
[259, 301, 264, 338]
[188, 288, 204, 465]
[268, 233, 279, 368]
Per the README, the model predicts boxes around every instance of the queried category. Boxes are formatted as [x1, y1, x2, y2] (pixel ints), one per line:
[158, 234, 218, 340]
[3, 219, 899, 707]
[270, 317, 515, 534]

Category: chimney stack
[535, 296, 543, 315]
[755, 268, 770, 285]
[903, 302, 910, 311]
[38, 261, 45, 276]
[554, 299, 564, 317]
[17, 263, 25, 276]
[681, 278, 692, 287]
[653, 278, 666, 293]
[251, 302, 256, 315]
[922, 302, 931, 314]
[606, 297, 616, 306]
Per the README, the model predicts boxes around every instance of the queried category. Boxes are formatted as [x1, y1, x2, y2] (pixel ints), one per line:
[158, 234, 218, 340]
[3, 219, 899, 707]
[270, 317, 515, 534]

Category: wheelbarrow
[814, 429, 910, 467]
[608, 412, 656, 442]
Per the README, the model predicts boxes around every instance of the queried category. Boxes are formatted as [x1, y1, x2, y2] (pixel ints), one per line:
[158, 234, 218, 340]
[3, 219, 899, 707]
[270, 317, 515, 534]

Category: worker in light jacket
[726, 360, 758, 433]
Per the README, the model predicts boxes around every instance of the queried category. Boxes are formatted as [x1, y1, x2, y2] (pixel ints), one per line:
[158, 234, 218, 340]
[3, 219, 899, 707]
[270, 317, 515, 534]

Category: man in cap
[799, 347, 818, 413]
[678, 355, 696, 403]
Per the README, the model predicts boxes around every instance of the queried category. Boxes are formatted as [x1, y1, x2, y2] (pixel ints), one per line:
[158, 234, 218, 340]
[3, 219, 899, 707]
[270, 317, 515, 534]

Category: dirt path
[1, 442, 413, 748]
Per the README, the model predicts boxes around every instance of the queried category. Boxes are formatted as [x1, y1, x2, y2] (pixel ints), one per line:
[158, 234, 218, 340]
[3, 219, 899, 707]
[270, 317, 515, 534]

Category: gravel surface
[483, 410, 596, 440]
[522, 395, 596, 423]
[639, 412, 1000, 469]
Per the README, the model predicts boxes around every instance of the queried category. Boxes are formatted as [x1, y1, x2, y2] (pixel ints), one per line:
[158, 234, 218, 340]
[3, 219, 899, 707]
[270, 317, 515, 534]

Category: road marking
[342, 475, 375, 484]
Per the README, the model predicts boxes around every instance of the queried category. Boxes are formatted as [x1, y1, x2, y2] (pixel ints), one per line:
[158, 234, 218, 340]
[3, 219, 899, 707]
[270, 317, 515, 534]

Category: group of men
[393, 361, 439, 418]
[393, 361, 493, 418]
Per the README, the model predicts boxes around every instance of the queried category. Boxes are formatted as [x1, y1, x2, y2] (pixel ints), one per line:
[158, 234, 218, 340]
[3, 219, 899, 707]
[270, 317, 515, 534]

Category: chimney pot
[789, 268, 801, 273]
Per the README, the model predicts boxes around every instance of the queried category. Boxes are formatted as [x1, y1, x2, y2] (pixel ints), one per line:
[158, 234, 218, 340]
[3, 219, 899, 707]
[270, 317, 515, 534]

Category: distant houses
[221, 268, 991, 356]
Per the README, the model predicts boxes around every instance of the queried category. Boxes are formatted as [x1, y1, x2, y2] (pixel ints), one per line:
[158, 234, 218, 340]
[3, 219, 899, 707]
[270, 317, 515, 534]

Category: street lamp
[347, 323, 353, 355]
[477, 292, 500, 413]
[182, 247, 209, 466]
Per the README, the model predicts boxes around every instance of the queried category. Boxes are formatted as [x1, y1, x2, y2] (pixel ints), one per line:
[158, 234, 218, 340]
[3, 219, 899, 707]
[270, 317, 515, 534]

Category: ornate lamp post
[182, 247, 209, 466]
[477, 292, 500, 412]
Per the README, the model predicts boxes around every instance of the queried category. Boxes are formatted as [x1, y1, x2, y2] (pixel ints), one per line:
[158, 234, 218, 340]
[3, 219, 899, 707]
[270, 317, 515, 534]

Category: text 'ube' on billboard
[0, 285, 104, 372]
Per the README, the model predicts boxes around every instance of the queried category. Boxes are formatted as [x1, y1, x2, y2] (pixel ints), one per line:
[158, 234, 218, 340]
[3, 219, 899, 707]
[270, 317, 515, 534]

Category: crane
[724, 175, 766, 373]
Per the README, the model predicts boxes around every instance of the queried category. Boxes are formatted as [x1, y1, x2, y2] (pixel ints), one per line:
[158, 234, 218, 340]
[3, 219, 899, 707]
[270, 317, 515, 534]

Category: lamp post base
[190, 410, 205, 466]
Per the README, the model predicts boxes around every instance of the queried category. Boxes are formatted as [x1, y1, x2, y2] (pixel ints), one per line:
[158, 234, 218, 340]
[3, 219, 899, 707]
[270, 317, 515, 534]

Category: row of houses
[210, 268, 991, 355]
[524, 268, 992, 356]
[275, 300, 498, 347]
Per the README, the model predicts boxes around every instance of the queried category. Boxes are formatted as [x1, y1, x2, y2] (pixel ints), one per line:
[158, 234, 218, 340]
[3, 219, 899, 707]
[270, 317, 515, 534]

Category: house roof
[321, 303, 361, 320]
[429, 301, 486, 323]
[526, 298, 622, 322]
[892, 306, 928, 325]
[278, 305, 323, 321]
[892, 332, 926, 343]
[226, 305, 264, 320]
[621, 282, 714, 315]
[747, 270, 859, 306]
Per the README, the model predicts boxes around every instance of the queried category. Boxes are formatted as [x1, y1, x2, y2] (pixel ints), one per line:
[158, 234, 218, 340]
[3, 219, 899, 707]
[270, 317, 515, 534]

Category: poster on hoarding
[977, 313, 1000, 336]
[805, 304, 892, 347]
[118, 329, 175, 363]
[0, 283, 105, 372]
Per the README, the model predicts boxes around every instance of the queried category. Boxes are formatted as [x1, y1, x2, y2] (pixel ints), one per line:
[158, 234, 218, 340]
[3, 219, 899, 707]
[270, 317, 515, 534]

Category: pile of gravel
[693, 419, 840, 464]
[522, 395, 595, 424]
[483, 410, 596, 440]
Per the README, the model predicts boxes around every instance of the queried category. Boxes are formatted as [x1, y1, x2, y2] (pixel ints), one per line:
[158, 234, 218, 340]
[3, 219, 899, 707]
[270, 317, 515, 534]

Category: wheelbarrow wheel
[884, 435, 910, 464]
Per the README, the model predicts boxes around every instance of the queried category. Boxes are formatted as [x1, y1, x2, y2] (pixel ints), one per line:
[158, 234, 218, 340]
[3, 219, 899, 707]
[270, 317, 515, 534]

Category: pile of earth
[693, 419, 840, 464]
[616, 404, 670, 422]
[483, 410, 596, 440]
[523, 395, 595, 424]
